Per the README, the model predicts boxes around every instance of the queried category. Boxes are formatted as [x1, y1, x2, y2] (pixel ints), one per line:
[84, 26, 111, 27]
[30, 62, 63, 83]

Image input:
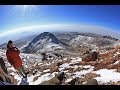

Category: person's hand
[14, 47, 18, 51]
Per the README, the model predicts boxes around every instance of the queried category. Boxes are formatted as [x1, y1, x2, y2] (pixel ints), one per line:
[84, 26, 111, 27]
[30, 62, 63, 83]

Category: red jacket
[6, 47, 22, 69]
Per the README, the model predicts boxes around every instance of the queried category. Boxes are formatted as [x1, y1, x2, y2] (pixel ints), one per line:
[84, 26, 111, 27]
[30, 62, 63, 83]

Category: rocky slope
[22, 32, 70, 54]
[1, 45, 120, 85]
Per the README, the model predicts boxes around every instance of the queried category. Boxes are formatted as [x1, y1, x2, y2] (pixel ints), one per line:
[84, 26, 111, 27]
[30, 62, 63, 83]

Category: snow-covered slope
[1, 47, 120, 85]
[1, 32, 120, 85]
[69, 34, 120, 51]
[52, 32, 120, 54]
[22, 32, 69, 53]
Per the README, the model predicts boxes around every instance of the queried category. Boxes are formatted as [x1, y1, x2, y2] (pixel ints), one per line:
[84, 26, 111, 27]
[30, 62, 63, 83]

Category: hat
[8, 40, 13, 44]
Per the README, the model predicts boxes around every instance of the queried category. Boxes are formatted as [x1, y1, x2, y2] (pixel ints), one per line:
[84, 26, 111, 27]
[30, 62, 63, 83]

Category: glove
[14, 47, 18, 51]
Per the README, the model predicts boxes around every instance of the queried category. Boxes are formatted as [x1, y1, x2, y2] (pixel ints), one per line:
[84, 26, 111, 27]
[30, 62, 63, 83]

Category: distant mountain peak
[30, 32, 61, 45]
[23, 32, 67, 53]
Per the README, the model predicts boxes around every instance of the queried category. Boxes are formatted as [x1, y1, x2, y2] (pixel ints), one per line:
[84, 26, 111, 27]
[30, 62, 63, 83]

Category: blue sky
[0, 5, 120, 31]
[0, 5, 120, 44]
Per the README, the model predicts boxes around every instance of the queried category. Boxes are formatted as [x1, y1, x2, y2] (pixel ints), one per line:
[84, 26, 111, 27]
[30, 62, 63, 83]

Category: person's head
[7, 40, 13, 49]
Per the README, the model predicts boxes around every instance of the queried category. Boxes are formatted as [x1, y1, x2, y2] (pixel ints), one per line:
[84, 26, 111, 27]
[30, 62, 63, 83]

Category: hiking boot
[25, 71, 30, 76]
[23, 75, 27, 78]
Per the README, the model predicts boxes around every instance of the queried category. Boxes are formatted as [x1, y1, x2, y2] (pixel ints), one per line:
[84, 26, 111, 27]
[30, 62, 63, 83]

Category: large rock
[0, 57, 17, 85]
[75, 78, 98, 85]
[112, 54, 120, 62]
[85, 79, 98, 85]
[82, 73, 100, 79]
[50, 62, 63, 73]
[40, 74, 61, 85]
[67, 78, 77, 85]
[82, 51, 99, 62]
[0, 67, 17, 85]
[40, 72, 66, 85]
[0, 57, 8, 74]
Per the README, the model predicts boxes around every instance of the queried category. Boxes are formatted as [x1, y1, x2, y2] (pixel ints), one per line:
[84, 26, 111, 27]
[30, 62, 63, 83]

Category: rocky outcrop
[85, 79, 98, 85]
[49, 62, 63, 73]
[75, 78, 98, 85]
[82, 73, 101, 79]
[82, 51, 99, 62]
[40, 72, 66, 85]
[67, 78, 77, 85]
[0, 57, 17, 85]
[0, 67, 17, 85]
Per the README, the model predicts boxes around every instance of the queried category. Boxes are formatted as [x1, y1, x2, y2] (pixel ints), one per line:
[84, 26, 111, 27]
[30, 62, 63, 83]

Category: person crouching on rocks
[6, 40, 29, 78]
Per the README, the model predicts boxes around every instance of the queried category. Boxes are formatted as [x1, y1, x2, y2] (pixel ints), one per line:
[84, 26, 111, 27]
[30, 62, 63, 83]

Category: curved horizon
[0, 23, 120, 44]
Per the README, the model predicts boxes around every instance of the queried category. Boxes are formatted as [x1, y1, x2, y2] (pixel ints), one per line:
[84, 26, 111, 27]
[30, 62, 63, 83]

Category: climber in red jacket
[6, 40, 29, 78]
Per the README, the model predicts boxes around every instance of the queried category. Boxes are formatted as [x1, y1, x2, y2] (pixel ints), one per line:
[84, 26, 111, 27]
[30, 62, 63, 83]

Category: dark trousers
[17, 65, 26, 77]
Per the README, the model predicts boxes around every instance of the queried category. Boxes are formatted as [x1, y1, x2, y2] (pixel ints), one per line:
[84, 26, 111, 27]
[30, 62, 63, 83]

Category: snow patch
[65, 78, 73, 83]
[83, 65, 92, 68]
[43, 69, 51, 73]
[63, 58, 67, 61]
[59, 63, 70, 68]
[70, 57, 82, 64]
[73, 66, 94, 78]
[93, 69, 120, 84]
[32, 73, 55, 85]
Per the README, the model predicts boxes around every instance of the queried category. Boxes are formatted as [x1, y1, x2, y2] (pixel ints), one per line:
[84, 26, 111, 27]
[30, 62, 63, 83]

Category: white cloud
[0, 24, 120, 44]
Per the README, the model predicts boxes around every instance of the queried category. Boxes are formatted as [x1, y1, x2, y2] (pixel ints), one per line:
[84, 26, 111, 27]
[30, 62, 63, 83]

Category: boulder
[0, 60, 17, 85]
[8, 74, 17, 85]
[85, 79, 98, 85]
[50, 64, 59, 73]
[0, 68, 17, 85]
[40, 72, 66, 85]
[40, 74, 60, 85]
[67, 78, 77, 85]
[82, 73, 100, 79]
[33, 76, 39, 82]
[82, 51, 99, 62]
[0, 57, 8, 74]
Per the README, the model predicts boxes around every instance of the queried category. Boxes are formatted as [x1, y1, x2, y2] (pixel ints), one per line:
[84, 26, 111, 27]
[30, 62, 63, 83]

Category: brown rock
[73, 67, 85, 73]
[82, 73, 100, 79]
[0, 73, 6, 82]
[50, 65, 59, 73]
[113, 54, 120, 61]
[80, 61, 87, 65]
[0, 67, 17, 85]
[33, 76, 39, 82]
[107, 64, 113, 69]
[85, 79, 98, 85]
[117, 68, 120, 72]
[40, 74, 61, 85]
[65, 67, 74, 73]
[82, 51, 99, 62]
[67, 78, 77, 85]
[8, 74, 17, 85]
